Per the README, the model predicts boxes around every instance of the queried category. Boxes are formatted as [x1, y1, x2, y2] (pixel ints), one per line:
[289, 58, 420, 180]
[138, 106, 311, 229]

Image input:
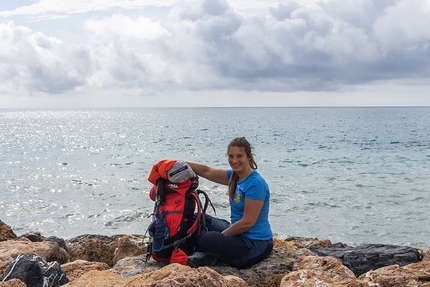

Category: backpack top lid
[167, 161, 196, 183]
[148, 160, 196, 185]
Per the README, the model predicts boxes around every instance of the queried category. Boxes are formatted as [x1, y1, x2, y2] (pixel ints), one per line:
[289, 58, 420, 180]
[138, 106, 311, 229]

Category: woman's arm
[187, 162, 229, 185]
[221, 198, 264, 235]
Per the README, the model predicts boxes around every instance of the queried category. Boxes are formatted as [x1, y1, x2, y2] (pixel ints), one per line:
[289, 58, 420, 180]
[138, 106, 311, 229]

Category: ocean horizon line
[1, 105, 430, 111]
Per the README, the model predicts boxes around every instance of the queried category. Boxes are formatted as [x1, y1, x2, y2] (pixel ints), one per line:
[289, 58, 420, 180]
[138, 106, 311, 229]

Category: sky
[1, 0, 430, 108]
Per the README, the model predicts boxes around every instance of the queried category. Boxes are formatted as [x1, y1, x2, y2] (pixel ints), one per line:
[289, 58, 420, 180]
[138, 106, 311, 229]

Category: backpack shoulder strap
[153, 178, 166, 218]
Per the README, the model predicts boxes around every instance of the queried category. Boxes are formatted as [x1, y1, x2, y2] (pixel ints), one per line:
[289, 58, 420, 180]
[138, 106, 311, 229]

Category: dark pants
[198, 215, 273, 268]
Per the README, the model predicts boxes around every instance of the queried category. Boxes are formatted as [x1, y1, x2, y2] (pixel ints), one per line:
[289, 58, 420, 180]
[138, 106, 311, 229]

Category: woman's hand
[187, 162, 229, 185]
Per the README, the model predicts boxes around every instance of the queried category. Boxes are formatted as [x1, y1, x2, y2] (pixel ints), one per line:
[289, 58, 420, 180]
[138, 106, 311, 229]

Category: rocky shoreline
[1, 219, 429, 287]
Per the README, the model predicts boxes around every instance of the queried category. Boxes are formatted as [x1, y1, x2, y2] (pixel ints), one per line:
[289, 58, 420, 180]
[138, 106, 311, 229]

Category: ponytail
[228, 172, 239, 199]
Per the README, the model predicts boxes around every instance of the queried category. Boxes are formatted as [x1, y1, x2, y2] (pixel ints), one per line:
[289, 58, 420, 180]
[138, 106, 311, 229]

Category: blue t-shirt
[227, 169, 273, 240]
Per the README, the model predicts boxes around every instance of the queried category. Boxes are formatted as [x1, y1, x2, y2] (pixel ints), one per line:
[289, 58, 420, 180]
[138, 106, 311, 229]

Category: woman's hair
[227, 137, 258, 199]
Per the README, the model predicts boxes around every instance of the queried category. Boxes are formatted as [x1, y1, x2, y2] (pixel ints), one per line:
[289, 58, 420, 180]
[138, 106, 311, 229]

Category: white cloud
[0, 0, 177, 18]
[0, 21, 88, 96]
[373, 0, 430, 50]
[1, 0, 430, 107]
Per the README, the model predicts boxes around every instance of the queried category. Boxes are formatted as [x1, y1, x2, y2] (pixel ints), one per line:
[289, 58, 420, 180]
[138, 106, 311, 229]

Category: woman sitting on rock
[188, 137, 273, 268]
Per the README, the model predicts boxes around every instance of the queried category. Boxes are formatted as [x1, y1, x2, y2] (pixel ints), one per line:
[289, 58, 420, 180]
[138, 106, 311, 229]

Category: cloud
[1, 0, 430, 105]
[0, 0, 176, 18]
[0, 21, 88, 96]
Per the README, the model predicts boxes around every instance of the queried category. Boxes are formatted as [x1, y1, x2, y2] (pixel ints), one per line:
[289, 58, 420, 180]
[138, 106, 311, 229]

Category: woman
[188, 137, 273, 268]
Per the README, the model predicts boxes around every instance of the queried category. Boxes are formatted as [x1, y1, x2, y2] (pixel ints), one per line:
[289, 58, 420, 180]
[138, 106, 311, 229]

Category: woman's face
[228, 146, 250, 174]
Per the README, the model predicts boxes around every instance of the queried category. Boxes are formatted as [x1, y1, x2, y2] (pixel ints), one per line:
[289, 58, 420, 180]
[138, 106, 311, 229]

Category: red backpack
[145, 160, 215, 265]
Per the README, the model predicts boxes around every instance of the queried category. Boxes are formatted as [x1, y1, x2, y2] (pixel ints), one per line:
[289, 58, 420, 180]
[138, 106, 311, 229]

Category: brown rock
[66, 270, 125, 287]
[0, 278, 26, 287]
[125, 263, 248, 287]
[223, 275, 250, 287]
[280, 270, 369, 287]
[66, 234, 128, 247]
[113, 236, 146, 265]
[1, 258, 13, 279]
[285, 236, 349, 249]
[0, 221, 16, 240]
[355, 260, 430, 287]
[16, 232, 44, 242]
[67, 234, 146, 267]
[294, 256, 355, 282]
[110, 255, 159, 278]
[331, 278, 369, 287]
[280, 269, 334, 287]
[68, 264, 247, 287]
[359, 264, 420, 287]
[403, 260, 430, 281]
[61, 259, 110, 282]
[421, 248, 430, 262]
[273, 238, 297, 249]
[279, 255, 369, 287]
[0, 240, 69, 264]
[68, 238, 113, 266]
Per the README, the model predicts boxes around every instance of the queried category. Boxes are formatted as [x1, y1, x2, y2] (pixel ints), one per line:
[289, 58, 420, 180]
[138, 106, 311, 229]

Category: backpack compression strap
[187, 192, 202, 235]
[196, 189, 216, 216]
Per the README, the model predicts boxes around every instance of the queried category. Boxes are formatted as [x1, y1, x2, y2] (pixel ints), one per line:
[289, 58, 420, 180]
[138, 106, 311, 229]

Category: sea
[1, 107, 429, 249]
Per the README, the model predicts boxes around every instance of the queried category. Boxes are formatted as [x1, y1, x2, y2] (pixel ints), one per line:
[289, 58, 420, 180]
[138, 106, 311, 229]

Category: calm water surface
[1, 107, 429, 248]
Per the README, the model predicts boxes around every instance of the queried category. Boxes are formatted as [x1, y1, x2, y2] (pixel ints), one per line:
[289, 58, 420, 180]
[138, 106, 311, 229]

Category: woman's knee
[199, 232, 250, 263]
[199, 231, 224, 253]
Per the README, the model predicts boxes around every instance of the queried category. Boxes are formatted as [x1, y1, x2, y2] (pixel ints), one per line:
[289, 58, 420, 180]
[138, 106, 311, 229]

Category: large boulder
[111, 255, 159, 278]
[67, 264, 247, 287]
[126, 263, 247, 287]
[44, 236, 69, 253]
[358, 259, 430, 287]
[206, 246, 303, 287]
[280, 269, 369, 287]
[67, 234, 145, 267]
[279, 256, 369, 287]
[293, 256, 356, 281]
[285, 236, 350, 249]
[113, 235, 146, 264]
[17, 232, 44, 242]
[403, 259, 430, 284]
[360, 264, 420, 287]
[0, 221, 16, 240]
[68, 238, 113, 266]
[280, 255, 369, 287]
[0, 239, 69, 264]
[313, 244, 422, 276]
[1, 253, 69, 287]
[61, 260, 110, 282]
[65, 270, 125, 287]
